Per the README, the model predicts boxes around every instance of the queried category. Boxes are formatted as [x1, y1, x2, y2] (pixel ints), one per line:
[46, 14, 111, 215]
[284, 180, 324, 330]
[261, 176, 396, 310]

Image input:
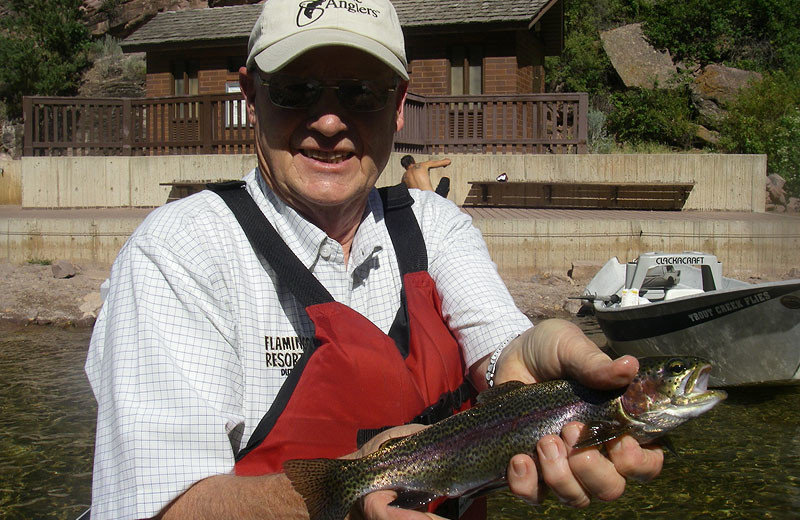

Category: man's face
[242, 47, 407, 225]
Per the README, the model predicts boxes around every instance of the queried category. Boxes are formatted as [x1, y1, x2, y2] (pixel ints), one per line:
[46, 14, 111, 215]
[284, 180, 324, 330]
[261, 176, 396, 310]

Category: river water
[1, 320, 798, 519]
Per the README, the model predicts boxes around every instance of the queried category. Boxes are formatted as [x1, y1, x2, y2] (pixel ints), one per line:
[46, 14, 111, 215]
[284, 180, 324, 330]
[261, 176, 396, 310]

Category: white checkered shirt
[85, 169, 532, 519]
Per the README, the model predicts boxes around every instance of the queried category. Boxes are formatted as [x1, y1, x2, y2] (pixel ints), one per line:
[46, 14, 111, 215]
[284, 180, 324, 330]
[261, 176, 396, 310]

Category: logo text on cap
[297, 0, 380, 28]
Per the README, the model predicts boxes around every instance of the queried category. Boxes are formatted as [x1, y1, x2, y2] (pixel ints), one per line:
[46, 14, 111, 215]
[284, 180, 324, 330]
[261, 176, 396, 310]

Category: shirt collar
[246, 169, 388, 272]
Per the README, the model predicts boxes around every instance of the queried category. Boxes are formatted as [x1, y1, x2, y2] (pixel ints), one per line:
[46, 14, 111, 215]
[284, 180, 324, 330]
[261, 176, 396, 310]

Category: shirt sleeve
[85, 215, 245, 520]
[412, 190, 533, 369]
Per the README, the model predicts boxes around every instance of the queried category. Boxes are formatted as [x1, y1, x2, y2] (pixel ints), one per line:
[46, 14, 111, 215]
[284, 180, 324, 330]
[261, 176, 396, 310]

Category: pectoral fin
[389, 490, 438, 509]
[572, 421, 630, 449]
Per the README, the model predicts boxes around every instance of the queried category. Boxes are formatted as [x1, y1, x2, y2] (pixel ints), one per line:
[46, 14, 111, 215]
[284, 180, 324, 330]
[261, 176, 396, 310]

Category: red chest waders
[209, 182, 484, 519]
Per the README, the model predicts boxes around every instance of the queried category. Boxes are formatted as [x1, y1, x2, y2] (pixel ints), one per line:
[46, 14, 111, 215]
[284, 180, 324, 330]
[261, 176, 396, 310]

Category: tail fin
[284, 458, 355, 520]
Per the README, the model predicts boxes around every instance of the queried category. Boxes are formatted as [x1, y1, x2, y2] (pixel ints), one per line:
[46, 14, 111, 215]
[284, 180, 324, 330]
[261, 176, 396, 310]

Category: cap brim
[252, 28, 409, 80]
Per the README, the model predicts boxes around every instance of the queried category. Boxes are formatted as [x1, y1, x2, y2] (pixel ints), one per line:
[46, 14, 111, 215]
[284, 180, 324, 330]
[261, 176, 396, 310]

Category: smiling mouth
[301, 149, 353, 164]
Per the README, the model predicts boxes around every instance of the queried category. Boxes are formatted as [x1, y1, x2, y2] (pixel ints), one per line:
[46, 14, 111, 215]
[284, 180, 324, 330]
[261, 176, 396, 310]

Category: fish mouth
[674, 363, 727, 413]
[680, 363, 710, 395]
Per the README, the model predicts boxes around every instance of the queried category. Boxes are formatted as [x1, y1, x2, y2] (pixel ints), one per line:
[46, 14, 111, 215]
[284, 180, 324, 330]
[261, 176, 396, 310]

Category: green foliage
[719, 69, 800, 196]
[0, 0, 92, 119]
[27, 258, 53, 266]
[642, 0, 800, 71]
[587, 109, 614, 153]
[544, 0, 641, 103]
[607, 86, 697, 148]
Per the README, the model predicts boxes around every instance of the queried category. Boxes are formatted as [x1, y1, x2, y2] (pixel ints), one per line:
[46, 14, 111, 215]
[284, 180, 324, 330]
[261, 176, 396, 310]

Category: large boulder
[600, 23, 678, 89]
[767, 174, 787, 204]
[692, 64, 762, 106]
[766, 174, 788, 211]
[694, 124, 720, 146]
[83, 0, 214, 37]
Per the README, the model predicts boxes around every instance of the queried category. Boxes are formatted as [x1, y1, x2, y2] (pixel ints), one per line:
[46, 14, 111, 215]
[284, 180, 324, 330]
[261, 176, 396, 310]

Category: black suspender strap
[378, 184, 427, 358]
[207, 181, 426, 358]
[379, 184, 428, 274]
[207, 181, 334, 308]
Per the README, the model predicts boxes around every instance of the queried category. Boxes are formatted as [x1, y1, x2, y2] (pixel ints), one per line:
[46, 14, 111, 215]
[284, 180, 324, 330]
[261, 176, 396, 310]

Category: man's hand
[345, 425, 447, 520]
[479, 319, 664, 508]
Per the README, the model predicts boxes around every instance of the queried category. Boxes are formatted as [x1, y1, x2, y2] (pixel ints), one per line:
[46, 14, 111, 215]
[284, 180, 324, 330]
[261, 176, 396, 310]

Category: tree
[0, 0, 92, 119]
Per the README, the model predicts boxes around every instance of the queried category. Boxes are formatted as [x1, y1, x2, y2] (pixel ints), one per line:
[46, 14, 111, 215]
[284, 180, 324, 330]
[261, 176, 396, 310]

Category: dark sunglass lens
[268, 77, 320, 109]
[338, 81, 388, 112]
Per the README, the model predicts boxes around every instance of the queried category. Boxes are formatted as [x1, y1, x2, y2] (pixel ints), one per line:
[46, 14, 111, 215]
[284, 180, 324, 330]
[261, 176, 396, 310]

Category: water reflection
[0, 325, 95, 520]
[0, 321, 798, 519]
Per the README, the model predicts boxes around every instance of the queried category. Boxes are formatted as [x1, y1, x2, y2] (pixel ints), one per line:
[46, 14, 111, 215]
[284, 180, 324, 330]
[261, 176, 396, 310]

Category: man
[400, 154, 451, 195]
[86, 1, 663, 518]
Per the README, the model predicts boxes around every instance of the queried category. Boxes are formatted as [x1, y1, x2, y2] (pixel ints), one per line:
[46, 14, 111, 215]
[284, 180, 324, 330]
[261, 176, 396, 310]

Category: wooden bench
[463, 181, 695, 210]
[160, 180, 235, 202]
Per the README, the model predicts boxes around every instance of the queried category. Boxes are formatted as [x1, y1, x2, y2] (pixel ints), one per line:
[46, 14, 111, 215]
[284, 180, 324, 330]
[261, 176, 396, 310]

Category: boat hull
[595, 281, 800, 386]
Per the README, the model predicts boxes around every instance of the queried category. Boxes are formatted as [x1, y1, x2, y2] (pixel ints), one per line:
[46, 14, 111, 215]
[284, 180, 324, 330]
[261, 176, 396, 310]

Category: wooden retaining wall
[20, 153, 766, 212]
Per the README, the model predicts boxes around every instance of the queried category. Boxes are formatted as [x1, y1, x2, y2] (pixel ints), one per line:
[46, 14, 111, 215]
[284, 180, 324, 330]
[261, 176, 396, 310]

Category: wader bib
[209, 182, 483, 518]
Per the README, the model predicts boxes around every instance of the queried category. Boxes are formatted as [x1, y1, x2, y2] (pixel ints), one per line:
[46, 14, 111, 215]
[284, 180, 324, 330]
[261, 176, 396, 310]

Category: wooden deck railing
[23, 92, 587, 156]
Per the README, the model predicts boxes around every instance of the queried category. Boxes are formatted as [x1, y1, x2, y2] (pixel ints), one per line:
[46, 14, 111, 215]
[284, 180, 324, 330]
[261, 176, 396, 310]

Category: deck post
[22, 96, 33, 156]
[577, 92, 589, 154]
[201, 95, 213, 154]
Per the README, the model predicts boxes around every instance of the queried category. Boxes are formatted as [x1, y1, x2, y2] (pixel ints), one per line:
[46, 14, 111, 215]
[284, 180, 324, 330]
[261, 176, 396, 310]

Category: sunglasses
[258, 74, 398, 112]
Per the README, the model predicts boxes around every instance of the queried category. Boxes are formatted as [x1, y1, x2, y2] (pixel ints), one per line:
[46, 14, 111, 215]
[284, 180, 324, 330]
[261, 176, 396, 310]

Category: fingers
[559, 424, 626, 503]
[517, 423, 665, 509]
[506, 454, 545, 505]
[561, 423, 663, 499]
[359, 491, 446, 520]
[606, 435, 664, 483]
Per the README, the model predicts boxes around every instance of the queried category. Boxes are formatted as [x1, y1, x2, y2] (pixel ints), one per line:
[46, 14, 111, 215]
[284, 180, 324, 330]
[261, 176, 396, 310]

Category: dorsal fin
[476, 380, 526, 405]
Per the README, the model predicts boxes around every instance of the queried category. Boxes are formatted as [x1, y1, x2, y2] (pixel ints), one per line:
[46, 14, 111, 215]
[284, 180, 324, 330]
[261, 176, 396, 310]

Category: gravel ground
[0, 260, 109, 326]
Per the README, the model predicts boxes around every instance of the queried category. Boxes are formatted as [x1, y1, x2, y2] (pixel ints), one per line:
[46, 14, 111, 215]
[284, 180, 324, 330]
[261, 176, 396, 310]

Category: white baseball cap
[247, 0, 409, 80]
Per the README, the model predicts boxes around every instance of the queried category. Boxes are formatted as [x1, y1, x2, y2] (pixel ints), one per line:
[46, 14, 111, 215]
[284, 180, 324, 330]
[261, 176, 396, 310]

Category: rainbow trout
[284, 356, 726, 520]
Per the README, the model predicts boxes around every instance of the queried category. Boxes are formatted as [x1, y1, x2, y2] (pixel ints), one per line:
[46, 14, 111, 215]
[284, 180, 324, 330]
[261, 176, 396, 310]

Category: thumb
[569, 353, 639, 389]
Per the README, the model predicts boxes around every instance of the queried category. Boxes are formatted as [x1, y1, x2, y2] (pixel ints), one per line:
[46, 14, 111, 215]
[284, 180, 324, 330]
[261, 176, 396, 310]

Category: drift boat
[579, 252, 800, 386]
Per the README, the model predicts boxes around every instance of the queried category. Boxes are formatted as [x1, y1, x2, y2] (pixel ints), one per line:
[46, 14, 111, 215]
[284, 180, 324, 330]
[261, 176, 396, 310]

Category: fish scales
[284, 356, 726, 520]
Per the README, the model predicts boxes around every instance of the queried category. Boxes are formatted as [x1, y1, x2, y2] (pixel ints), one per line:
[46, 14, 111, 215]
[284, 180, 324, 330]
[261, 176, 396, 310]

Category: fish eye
[667, 358, 687, 374]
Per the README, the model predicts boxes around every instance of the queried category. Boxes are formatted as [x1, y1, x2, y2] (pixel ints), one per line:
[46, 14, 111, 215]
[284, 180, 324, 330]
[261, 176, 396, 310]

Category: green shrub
[719, 69, 800, 196]
[587, 109, 614, 153]
[0, 0, 91, 119]
[607, 87, 697, 148]
[642, 0, 800, 71]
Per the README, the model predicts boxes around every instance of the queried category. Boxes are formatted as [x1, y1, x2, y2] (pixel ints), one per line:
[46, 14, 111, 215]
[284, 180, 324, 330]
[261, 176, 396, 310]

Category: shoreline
[1, 258, 790, 329]
[0, 260, 592, 328]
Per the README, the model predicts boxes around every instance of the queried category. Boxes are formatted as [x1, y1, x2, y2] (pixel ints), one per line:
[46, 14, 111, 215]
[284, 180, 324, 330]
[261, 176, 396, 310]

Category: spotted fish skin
[284, 356, 726, 520]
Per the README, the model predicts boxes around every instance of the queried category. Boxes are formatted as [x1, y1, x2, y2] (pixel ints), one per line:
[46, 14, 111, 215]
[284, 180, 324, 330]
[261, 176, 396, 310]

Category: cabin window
[173, 61, 199, 96]
[225, 81, 248, 128]
[450, 45, 483, 95]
